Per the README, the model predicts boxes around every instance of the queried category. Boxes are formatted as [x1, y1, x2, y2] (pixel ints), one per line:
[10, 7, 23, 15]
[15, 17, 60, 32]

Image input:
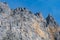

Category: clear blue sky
[0, 0, 60, 24]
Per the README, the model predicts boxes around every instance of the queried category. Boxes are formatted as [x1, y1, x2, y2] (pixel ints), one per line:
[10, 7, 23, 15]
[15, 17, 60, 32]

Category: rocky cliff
[0, 2, 60, 40]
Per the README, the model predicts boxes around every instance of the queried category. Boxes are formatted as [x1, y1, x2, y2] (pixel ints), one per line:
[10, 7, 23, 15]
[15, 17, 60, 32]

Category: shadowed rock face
[0, 2, 60, 40]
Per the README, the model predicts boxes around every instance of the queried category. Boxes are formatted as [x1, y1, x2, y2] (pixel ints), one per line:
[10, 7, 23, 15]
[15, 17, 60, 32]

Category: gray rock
[0, 2, 60, 40]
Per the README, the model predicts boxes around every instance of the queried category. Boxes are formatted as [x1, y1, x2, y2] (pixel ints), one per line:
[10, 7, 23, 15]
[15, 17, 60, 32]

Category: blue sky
[0, 0, 60, 24]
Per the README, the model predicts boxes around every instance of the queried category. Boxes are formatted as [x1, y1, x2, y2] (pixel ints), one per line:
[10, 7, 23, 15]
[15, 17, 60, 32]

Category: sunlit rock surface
[0, 2, 60, 40]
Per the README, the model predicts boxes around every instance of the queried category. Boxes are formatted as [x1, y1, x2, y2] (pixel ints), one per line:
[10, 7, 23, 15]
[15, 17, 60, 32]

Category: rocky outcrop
[0, 2, 60, 40]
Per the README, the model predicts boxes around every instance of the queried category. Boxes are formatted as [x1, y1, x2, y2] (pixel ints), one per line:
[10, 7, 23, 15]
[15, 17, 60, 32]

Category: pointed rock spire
[46, 14, 57, 26]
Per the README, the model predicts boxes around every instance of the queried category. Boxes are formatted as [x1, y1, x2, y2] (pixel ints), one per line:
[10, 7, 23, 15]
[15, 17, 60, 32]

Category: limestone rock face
[0, 2, 11, 18]
[0, 2, 60, 40]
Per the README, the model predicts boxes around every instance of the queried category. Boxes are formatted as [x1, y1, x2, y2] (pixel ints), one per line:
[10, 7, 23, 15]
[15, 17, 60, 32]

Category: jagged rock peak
[13, 7, 32, 15]
[34, 12, 44, 21]
[35, 12, 43, 18]
[46, 14, 57, 26]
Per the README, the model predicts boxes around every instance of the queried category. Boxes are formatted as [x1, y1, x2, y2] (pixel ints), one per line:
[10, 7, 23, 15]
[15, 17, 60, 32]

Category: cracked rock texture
[0, 2, 60, 40]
